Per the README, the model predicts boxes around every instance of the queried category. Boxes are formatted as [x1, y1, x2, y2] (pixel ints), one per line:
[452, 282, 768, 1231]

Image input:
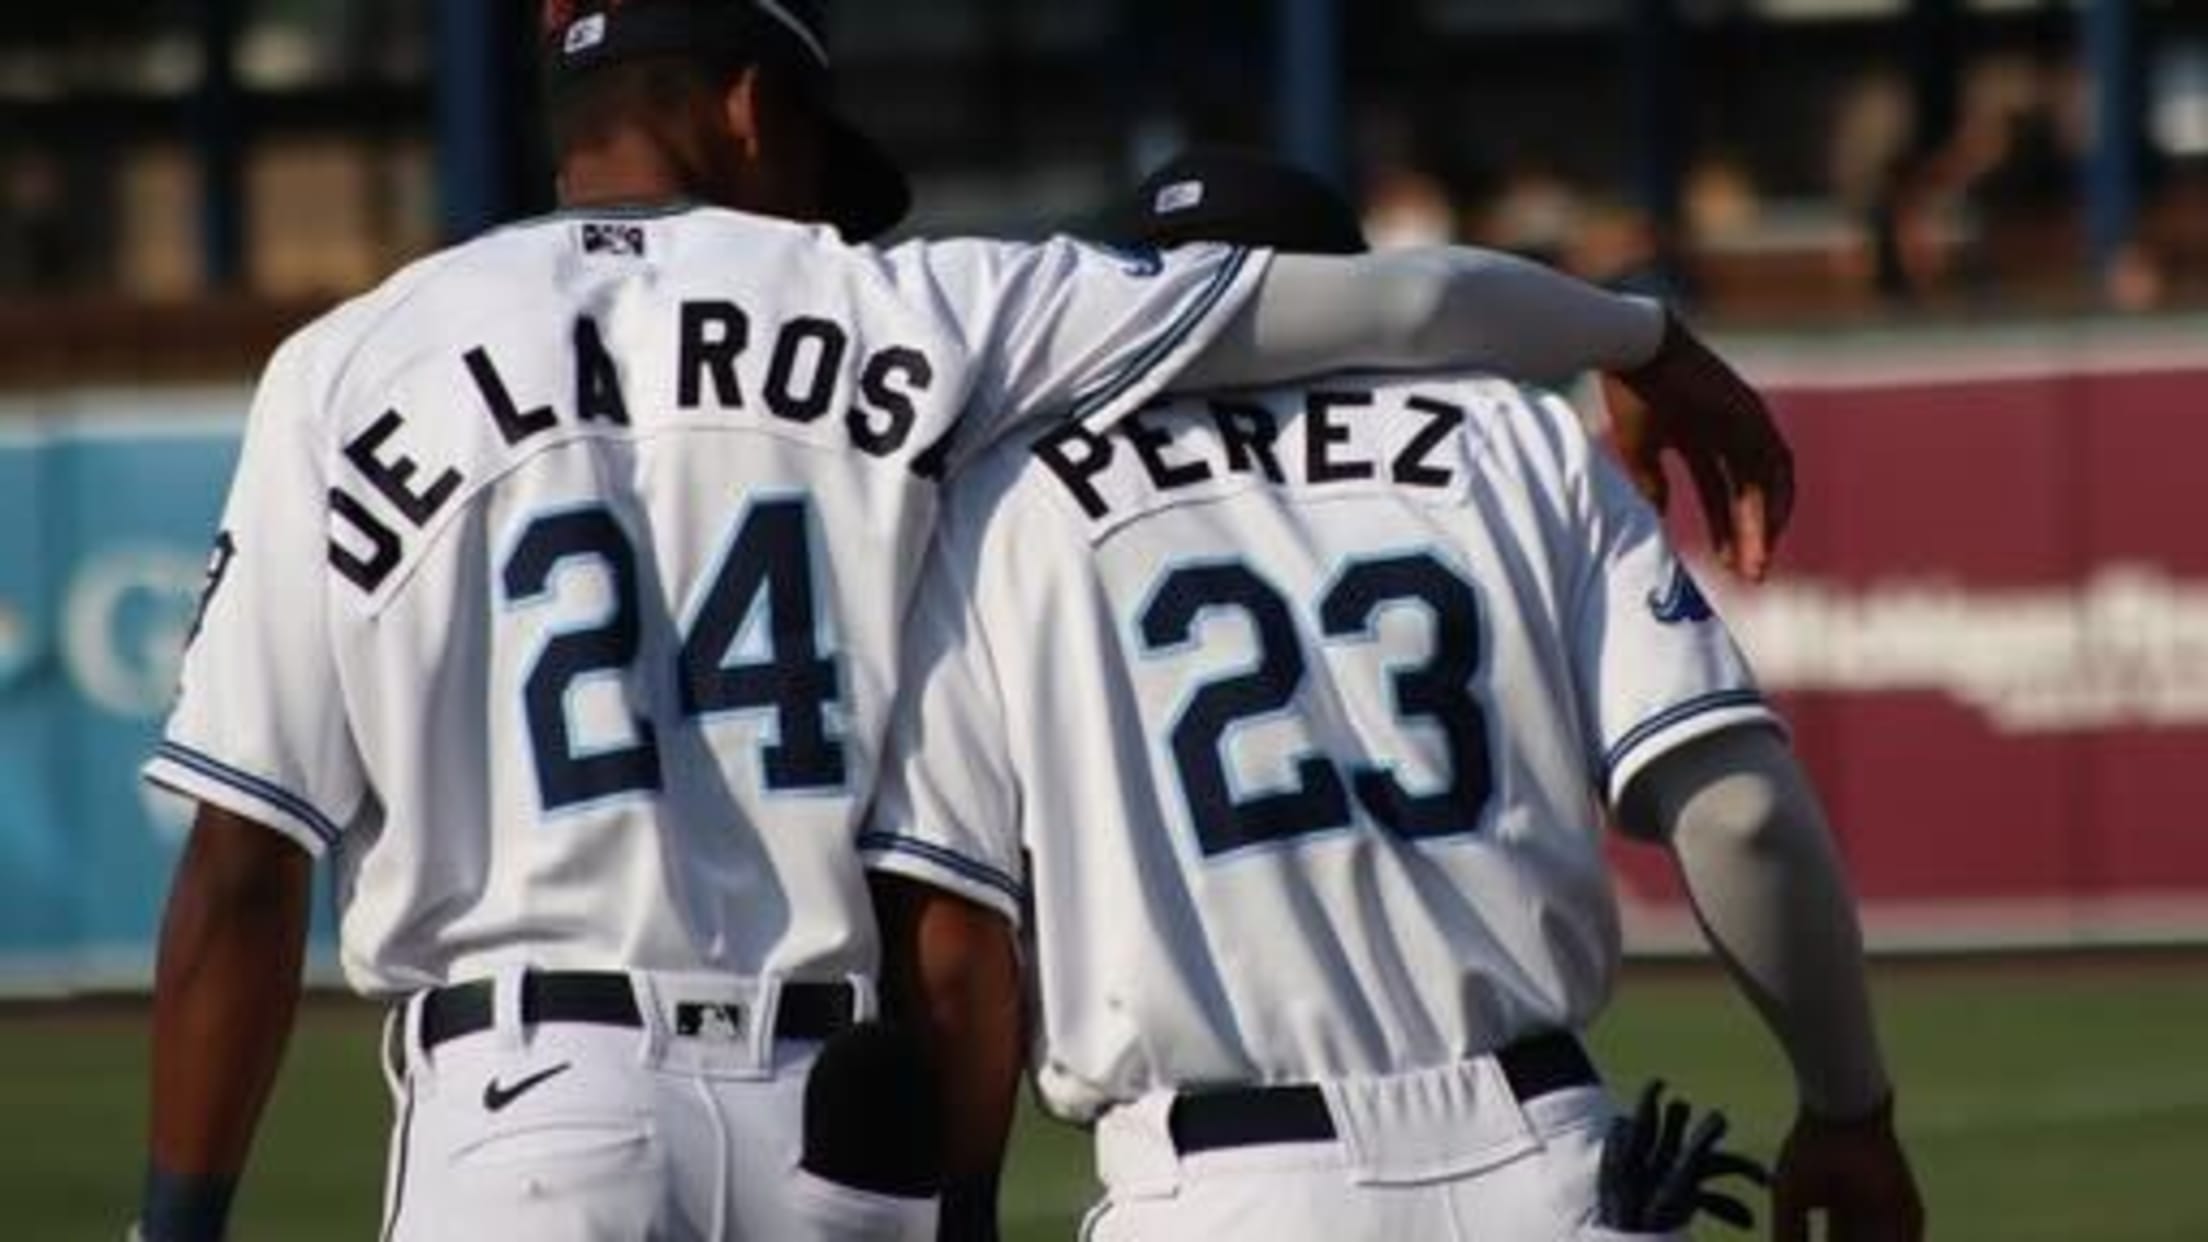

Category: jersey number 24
[1140, 553, 1493, 857]
[502, 498, 844, 813]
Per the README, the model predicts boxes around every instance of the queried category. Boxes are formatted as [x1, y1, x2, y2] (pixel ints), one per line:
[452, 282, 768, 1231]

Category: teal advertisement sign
[0, 391, 276, 993]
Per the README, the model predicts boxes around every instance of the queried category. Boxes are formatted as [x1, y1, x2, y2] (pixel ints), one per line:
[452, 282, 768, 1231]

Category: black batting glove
[1598, 1080, 1771, 1233]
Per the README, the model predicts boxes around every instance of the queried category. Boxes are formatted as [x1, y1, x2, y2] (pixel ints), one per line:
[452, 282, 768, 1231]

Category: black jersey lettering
[678, 301, 749, 410]
[574, 316, 631, 426]
[1124, 409, 1215, 493]
[851, 347, 934, 458]
[1306, 390, 1377, 485]
[765, 317, 847, 426]
[1394, 395, 1465, 490]
[343, 411, 464, 529]
[467, 346, 557, 449]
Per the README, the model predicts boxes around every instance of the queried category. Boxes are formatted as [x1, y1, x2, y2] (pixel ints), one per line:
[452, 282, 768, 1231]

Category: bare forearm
[870, 874, 1024, 1241]
[149, 810, 312, 1180]
[1178, 248, 1666, 392]
[908, 906, 1023, 1185]
[1626, 728, 1892, 1119]
[921, 933, 1022, 1242]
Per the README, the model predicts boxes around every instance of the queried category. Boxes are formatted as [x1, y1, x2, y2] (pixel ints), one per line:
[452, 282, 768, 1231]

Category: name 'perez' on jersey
[864, 375, 1778, 1121]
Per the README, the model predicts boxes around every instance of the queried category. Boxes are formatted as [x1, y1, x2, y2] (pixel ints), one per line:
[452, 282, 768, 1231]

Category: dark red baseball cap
[542, 0, 911, 241]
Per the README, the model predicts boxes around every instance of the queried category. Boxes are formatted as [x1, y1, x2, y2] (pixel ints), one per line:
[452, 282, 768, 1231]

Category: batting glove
[1598, 1079, 1770, 1233]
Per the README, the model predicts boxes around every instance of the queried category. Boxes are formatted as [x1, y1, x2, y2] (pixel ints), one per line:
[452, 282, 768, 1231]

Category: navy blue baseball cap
[1118, 148, 1369, 255]
[542, 0, 912, 241]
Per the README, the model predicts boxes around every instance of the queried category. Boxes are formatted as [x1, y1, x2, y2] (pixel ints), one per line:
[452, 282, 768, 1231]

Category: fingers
[1649, 1097, 1691, 1188]
[1765, 433, 1798, 537]
[1651, 1109, 1726, 1216]
[1697, 1190, 1756, 1232]
[1680, 1108, 1730, 1169]
[1730, 486, 1772, 583]
[1702, 1151, 1773, 1188]
[1638, 319, 1792, 582]
[1684, 448, 1739, 574]
[1630, 1081, 1663, 1168]
[1598, 1115, 1637, 1218]
[1725, 379, 1793, 582]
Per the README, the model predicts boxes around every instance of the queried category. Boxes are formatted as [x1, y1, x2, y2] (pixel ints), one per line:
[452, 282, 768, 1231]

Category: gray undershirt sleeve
[1621, 726, 1895, 1120]
[1174, 248, 1667, 392]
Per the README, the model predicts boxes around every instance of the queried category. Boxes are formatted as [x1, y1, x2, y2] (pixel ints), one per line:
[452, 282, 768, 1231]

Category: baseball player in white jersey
[132, 6, 1804, 1240]
[865, 154, 1922, 1241]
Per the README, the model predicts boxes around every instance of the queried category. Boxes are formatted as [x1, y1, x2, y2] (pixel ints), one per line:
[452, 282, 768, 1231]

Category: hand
[1612, 312, 1796, 583]
[1599, 1080, 1770, 1233]
[1771, 1096, 1925, 1242]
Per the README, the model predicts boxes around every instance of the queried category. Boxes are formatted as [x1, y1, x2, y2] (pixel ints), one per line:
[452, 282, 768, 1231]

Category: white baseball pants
[375, 970, 936, 1242]
[1083, 1057, 1675, 1242]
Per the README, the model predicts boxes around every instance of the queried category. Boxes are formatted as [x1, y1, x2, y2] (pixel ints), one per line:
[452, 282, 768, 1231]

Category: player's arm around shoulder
[1618, 729, 1926, 1242]
[138, 804, 315, 1242]
[1180, 251, 1794, 580]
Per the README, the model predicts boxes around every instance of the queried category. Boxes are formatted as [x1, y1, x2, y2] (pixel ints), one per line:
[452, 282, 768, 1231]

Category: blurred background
[1, 1, 2204, 1239]
[6, 0, 2208, 319]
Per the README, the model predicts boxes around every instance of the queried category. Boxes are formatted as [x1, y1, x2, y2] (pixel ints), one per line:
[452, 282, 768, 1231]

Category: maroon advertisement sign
[1612, 325, 2208, 950]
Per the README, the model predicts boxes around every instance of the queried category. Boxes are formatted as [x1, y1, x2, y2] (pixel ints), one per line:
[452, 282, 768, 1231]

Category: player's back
[157, 202, 1252, 997]
[269, 207, 972, 995]
[877, 371, 1770, 1120]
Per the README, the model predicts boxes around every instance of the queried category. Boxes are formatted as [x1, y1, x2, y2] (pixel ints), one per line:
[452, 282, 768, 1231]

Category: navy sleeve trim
[1067, 247, 1252, 424]
[856, 832, 1025, 907]
[151, 741, 343, 846]
[1600, 690, 1770, 786]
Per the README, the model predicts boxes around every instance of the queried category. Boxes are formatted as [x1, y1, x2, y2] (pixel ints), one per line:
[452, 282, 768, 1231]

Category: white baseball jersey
[864, 374, 1778, 1122]
[143, 204, 1266, 997]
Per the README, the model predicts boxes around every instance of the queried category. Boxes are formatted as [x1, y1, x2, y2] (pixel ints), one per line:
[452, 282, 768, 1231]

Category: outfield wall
[1614, 318, 2208, 951]
[2, 320, 2204, 992]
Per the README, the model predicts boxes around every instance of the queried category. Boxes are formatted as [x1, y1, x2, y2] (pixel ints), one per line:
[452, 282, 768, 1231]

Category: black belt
[1167, 1032, 1599, 1156]
[415, 971, 858, 1052]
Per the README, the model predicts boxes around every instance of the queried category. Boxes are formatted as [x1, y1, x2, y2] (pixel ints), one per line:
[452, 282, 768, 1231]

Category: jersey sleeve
[860, 525, 1027, 926]
[878, 236, 1268, 461]
[1560, 413, 1782, 808]
[141, 335, 367, 857]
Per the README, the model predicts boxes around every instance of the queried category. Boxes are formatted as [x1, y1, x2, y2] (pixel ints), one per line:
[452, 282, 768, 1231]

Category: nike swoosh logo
[482, 1062, 573, 1113]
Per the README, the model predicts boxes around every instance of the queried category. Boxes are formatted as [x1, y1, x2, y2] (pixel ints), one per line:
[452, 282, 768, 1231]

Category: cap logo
[1156, 180, 1205, 215]
[564, 13, 607, 54]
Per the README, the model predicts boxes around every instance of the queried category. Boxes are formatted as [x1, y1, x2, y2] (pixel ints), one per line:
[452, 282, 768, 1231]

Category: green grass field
[8, 962, 2205, 1241]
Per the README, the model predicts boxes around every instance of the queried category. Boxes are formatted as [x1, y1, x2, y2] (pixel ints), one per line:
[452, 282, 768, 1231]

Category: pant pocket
[425, 1118, 665, 1242]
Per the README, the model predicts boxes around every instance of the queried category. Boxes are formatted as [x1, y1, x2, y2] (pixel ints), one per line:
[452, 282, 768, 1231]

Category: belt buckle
[675, 1001, 749, 1044]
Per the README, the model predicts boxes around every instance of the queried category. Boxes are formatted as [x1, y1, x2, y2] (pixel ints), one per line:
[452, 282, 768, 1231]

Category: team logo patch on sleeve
[580, 221, 647, 257]
[187, 530, 238, 647]
[1648, 562, 1715, 625]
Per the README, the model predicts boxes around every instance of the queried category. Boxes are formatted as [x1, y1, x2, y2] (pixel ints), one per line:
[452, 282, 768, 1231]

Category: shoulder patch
[1648, 561, 1715, 625]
